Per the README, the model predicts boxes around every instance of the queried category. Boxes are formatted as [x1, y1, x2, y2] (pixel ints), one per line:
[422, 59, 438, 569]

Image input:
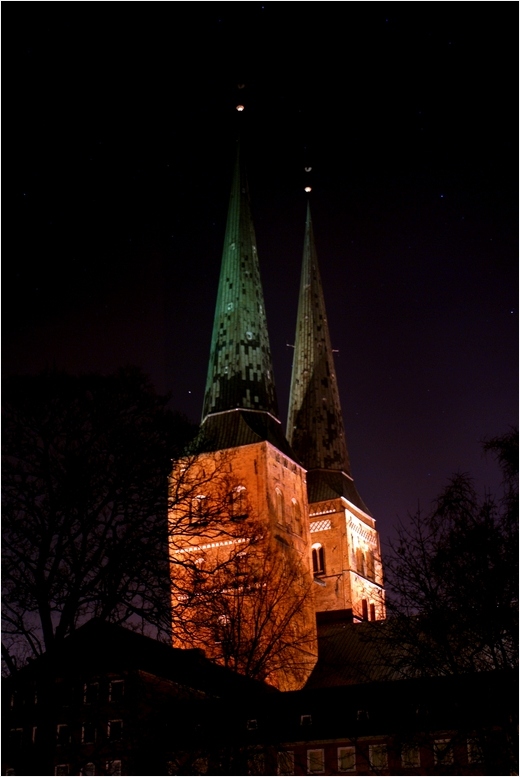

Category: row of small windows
[276, 739, 482, 774]
[353, 546, 376, 581]
[9, 720, 123, 747]
[189, 486, 248, 525]
[275, 489, 303, 536]
[5, 761, 121, 776]
[9, 680, 124, 709]
[10, 680, 125, 709]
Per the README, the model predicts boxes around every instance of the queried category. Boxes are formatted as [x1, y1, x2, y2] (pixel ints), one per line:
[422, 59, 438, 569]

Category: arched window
[190, 495, 209, 525]
[230, 485, 247, 521]
[312, 543, 325, 576]
[366, 550, 375, 581]
[356, 547, 365, 576]
[292, 498, 303, 536]
[275, 488, 284, 526]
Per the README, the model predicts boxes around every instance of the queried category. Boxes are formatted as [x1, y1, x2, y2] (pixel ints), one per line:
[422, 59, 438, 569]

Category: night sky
[5, 4, 518, 547]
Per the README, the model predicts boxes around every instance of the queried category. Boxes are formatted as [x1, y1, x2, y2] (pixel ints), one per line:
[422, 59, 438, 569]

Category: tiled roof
[196, 409, 296, 459]
[306, 469, 372, 515]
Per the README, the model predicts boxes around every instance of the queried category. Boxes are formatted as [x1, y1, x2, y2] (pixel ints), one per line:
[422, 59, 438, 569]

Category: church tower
[287, 202, 385, 623]
[169, 143, 318, 691]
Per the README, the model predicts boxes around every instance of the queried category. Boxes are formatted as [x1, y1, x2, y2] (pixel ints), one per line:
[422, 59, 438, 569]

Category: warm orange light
[236, 104, 245, 112]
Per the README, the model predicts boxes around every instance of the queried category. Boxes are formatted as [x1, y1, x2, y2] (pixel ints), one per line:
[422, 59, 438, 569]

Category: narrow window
[365, 550, 374, 580]
[369, 744, 388, 770]
[312, 544, 325, 576]
[338, 746, 356, 772]
[275, 488, 285, 525]
[190, 495, 209, 525]
[361, 599, 368, 620]
[307, 749, 325, 774]
[356, 548, 365, 576]
[83, 682, 99, 704]
[292, 499, 303, 536]
[109, 680, 124, 703]
[434, 739, 453, 765]
[108, 720, 123, 741]
[277, 751, 295, 775]
[82, 723, 96, 744]
[57, 724, 70, 746]
[370, 603, 376, 621]
[401, 744, 420, 768]
[32, 726, 38, 744]
[230, 486, 247, 521]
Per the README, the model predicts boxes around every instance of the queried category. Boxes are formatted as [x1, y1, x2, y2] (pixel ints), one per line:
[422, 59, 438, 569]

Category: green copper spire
[287, 203, 370, 511]
[202, 143, 278, 423]
[287, 202, 351, 472]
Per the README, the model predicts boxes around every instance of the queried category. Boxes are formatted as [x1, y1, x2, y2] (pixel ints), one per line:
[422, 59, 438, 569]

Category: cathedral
[169, 139, 385, 691]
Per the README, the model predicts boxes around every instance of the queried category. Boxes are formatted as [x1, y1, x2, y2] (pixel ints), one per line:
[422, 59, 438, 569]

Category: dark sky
[5, 4, 518, 546]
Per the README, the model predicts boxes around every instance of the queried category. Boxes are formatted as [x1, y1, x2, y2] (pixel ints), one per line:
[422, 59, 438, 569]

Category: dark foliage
[2, 368, 197, 671]
[384, 429, 518, 676]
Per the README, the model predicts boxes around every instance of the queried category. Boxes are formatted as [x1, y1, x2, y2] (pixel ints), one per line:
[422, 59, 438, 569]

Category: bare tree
[383, 428, 518, 677]
[1, 368, 197, 672]
[170, 511, 317, 690]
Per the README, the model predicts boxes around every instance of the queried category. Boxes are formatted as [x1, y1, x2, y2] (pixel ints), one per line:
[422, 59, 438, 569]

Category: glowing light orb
[304, 186, 312, 193]
[236, 104, 245, 112]
[305, 166, 312, 172]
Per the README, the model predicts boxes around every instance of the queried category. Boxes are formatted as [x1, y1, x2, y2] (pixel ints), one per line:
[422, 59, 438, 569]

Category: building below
[3, 620, 517, 776]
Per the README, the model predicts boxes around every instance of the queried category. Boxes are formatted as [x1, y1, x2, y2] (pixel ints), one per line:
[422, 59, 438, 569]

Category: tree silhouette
[2, 368, 197, 672]
[384, 428, 518, 676]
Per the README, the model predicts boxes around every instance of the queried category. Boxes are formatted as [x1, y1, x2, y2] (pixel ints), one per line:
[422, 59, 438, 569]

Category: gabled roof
[305, 620, 400, 688]
[6, 619, 276, 698]
[195, 408, 296, 459]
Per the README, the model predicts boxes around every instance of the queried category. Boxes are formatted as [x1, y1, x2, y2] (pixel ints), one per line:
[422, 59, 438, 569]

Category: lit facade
[169, 145, 384, 691]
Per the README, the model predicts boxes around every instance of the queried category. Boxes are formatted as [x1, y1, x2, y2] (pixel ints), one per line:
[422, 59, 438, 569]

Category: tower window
[292, 499, 303, 536]
[361, 599, 368, 620]
[370, 603, 376, 621]
[275, 488, 285, 525]
[366, 550, 375, 580]
[230, 486, 247, 521]
[190, 495, 209, 525]
[356, 548, 365, 576]
[312, 544, 325, 576]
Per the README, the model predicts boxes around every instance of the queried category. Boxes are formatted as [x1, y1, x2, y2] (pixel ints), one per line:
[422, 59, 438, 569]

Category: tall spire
[202, 143, 278, 422]
[287, 202, 350, 471]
